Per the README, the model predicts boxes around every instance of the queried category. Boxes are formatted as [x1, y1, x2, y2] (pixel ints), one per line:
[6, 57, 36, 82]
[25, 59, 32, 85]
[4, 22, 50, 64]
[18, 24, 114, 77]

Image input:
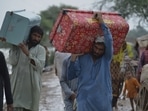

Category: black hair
[29, 25, 44, 37]
[146, 44, 148, 50]
[134, 41, 139, 57]
[95, 42, 106, 50]
[27, 25, 44, 44]
[94, 42, 106, 55]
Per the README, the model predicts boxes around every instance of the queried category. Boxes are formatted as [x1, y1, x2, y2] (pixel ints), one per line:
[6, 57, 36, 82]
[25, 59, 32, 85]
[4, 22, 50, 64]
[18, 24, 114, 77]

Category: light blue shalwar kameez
[67, 23, 113, 111]
[60, 56, 78, 111]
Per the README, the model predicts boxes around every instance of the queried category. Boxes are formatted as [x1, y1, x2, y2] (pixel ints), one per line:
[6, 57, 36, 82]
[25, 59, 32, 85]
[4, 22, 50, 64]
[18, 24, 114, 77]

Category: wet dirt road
[39, 69, 64, 111]
[39, 68, 133, 111]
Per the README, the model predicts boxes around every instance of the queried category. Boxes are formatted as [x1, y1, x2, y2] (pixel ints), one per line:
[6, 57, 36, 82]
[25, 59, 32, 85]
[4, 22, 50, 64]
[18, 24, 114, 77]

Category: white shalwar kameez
[9, 44, 46, 111]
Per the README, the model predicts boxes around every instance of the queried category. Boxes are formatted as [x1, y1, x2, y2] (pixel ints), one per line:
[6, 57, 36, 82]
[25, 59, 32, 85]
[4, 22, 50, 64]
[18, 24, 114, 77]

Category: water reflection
[39, 70, 64, 111]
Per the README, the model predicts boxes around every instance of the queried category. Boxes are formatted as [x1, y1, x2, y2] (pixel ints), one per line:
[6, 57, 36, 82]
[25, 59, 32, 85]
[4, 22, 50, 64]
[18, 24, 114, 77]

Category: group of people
[0, 11, 147, 111]
[0, 25, 46, 111]
[55, 13, 148, 111]
[111, 38, 148, 111]
[55, 12, 113, 111]
[111, 42, 138, 111]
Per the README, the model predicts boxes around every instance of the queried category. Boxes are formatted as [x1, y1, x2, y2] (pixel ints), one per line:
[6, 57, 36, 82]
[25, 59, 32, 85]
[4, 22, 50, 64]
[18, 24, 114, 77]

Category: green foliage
[39, 4, 77, 46]
[93, 0, 148, 44]
[126, 26, 148, 43]
[38, 4, 78, 65]
[0, 41, 12, 48]
[93, 0, 148, 24]
[127, 25, 148, 38]
[48, 50, 55, 65]
[1, 4, 78, 49]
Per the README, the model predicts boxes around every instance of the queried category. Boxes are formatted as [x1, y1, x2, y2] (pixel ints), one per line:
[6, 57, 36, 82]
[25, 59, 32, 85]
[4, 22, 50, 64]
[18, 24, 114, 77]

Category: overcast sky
[0, 0, 97, 27]
[0, 0, 138, 30]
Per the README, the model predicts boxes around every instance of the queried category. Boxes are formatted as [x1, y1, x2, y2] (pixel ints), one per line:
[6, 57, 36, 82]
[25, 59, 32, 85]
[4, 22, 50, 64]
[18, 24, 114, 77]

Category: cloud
[0, 0, 95, 27]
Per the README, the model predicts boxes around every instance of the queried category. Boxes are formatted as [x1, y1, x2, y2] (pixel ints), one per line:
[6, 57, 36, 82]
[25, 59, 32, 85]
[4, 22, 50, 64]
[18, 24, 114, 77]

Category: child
[123, 71, 140, 111]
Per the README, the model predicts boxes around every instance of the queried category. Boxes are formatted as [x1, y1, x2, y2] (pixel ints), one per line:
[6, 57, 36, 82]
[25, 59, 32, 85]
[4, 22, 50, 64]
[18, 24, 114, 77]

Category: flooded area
[0, 48, 135, 111]
[39, 68, 133, 111]
[39, 69, 64, 111]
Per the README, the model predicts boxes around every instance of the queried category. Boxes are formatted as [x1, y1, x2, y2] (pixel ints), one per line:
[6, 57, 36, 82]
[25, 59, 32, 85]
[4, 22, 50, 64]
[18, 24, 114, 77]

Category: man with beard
[8, 25, 46, 111]
[67, 12, 113, 111]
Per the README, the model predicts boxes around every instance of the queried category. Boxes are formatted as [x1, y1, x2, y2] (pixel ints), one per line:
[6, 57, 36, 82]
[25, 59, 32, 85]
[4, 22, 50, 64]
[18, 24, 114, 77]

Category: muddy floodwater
[39, 69, 64, 111]
[39, 68, 133, 111]
[0, 48, 134, 111]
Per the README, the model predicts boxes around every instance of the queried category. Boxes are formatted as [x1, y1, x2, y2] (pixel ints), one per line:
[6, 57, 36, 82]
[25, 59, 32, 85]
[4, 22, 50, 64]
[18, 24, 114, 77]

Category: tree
[39, 4, 77, 46]
[0, 41, 11, 48]
[38, 4, 78, 65]
[93, 0, 148, 26]
[126, 25, 148, 43]
[127, 25, 148, 38]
